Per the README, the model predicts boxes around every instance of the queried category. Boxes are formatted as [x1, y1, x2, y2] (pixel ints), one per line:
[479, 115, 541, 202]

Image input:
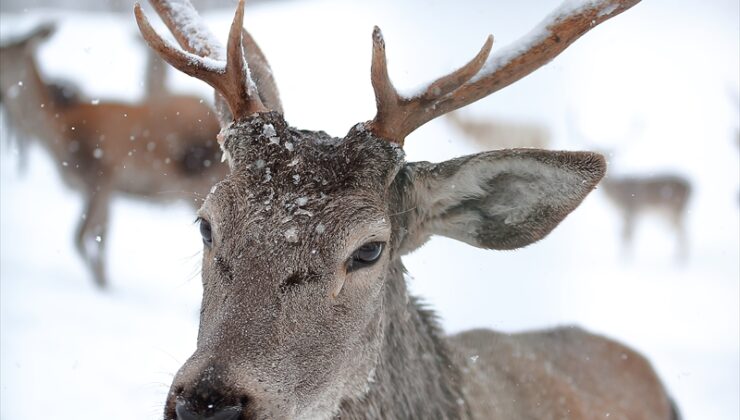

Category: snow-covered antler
[366, 0, 641, 146]
[134, 0, 269, 121]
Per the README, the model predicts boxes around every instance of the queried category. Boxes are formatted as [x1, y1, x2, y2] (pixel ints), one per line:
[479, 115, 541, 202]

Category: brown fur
[453, 327, 671, 419]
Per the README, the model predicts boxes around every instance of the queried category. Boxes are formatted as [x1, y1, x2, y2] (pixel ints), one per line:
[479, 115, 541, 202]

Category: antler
[134, 0, 268, 121]
[367, 0, 641, 146]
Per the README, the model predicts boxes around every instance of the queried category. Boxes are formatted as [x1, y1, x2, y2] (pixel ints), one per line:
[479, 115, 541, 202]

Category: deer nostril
[175, 400, 241, 420]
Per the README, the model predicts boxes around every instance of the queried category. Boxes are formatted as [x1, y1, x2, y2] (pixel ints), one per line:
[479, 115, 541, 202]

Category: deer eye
[347, 242, 384, 273]
[197, 217, 213, 248]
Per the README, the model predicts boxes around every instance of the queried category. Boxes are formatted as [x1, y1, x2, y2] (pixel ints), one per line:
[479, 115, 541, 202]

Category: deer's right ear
[391, 149, 605, 255]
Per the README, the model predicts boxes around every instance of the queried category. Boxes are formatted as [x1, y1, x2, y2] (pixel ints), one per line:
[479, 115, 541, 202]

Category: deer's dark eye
[347, 242, 384, 272]
[198, 217, 213, 248]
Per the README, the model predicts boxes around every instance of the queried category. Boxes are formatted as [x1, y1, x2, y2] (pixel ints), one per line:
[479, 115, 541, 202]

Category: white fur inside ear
[407, 151, 597, 250]
[428, 158, 583, 216]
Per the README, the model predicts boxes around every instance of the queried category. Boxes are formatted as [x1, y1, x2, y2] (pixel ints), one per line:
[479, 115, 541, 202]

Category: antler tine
[134, 0, 267, 122]
[367, 27, 492, 145]
[134, 4, 227, 89]
[150, 0, 281, 114]
[223, 0, 266, 116]
[147, 0, 222, 58]
[366, 0, 640, 146]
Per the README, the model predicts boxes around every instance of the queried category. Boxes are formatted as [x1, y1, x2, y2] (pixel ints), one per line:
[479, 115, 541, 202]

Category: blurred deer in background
[565, 113, 692, 262]
[601, 174, 692, 261]
[0, 23, 224, 288]
[0, 24, 84, 171]
[731, 87, 740, 203]
[136, 0, 678, 419]
[446, 110, 550, 150]
[136, 32, 169, 99]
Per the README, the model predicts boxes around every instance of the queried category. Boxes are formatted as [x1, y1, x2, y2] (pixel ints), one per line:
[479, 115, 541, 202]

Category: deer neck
[337, 261, 470, 419]
[144, 49, 168, 99]
[5, 55, 62, 143]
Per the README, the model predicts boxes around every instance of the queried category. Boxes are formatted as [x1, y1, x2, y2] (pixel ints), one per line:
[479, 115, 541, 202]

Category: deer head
[0, 22, 56, 95]
[135, 0, 636, 418]
[0, 23, 58, 144]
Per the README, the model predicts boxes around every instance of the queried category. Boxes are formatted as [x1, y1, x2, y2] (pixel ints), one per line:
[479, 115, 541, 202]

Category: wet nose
[175, 401, 242, 420]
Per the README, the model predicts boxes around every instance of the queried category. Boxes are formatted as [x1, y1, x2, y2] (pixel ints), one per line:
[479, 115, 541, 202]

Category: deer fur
[134, 0, 678, 419]
[0, 23, 225, 287]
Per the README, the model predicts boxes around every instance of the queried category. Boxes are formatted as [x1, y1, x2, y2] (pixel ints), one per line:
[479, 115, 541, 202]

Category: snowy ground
[1, 0, 738, 419]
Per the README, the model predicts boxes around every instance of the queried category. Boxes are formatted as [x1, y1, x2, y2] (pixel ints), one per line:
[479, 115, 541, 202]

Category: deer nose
[175, 401, 241, 420]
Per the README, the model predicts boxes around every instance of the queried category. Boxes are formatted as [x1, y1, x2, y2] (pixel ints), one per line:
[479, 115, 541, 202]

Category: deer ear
[213, 30, 282, 127]
[22, 22, 56, 49]
[391, 149, 605, 255]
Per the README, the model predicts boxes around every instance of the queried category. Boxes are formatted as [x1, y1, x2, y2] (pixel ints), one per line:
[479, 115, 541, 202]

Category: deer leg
[620, 211, 635, 259]
[672, 212, 688, 263]
[75, 189, 111, 288]
[2, 127, 28, 173]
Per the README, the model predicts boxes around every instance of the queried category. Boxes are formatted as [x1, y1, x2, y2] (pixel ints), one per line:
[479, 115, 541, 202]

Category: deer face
[166, 111, 607, 419]
[135, 0, 630, 418]
[167, 113, 405, 419]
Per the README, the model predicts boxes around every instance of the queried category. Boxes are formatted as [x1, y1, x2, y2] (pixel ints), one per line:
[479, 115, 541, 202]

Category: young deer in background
[137, 0, 677, 418]
[0, 23, 224, 288]
[446, 110, 550, 150]
[602, 174, 692, 261]
[566, 115, 692, 262]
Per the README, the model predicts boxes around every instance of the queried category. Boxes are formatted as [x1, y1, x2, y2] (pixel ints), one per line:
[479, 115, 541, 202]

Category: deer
[0, 22, 225, 288]
[601, 174, 692, 261]
[564, 111, 693, 262]
[565, 115, 693, 262]
[135, 0, 678, 418]
[446, 110, 550, 150]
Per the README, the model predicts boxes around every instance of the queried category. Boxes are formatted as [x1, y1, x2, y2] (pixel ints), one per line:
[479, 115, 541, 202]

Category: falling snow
[283, 227, 299, 243]
[0, 1, 737, 420]
[262, 123, 276, 138]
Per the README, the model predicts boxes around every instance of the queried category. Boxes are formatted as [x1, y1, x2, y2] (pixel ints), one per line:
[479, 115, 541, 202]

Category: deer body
[601, 174, 691, 261]
[446, 111, 550, 150]
[453, 329, 672, 419]
[0, 25, 224, 287]
[50, 100, 222, 193]
[334, 260, 672, 419]
[134, 0, 676, 418]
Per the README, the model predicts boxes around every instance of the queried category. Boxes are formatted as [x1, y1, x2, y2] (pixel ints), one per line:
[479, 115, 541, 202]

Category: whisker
[389, 206, 417, 217]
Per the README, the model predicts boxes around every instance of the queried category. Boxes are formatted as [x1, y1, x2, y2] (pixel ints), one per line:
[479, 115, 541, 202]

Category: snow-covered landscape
[1, 0, 738, 418]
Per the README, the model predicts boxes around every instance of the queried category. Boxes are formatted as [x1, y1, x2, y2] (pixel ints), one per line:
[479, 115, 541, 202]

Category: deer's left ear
[390, 149, 605, 255]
